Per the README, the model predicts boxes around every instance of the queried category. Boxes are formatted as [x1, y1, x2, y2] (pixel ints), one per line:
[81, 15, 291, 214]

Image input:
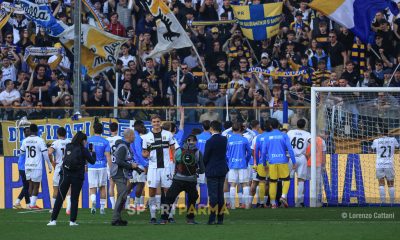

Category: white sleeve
[394, 139, 399, 148]
[40, 140, 52, 169]
[322, 140, 327, 152]
[142, 135, 148, 150]
[169, 132, 175, 146]
[371, 140, 377, 150]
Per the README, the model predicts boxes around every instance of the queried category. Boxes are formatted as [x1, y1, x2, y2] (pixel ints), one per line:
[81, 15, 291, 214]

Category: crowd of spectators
[0, 0, 400, 125]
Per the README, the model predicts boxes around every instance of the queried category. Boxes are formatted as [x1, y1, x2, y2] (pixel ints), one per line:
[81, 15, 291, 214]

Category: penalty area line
[18, 209, 50, 214]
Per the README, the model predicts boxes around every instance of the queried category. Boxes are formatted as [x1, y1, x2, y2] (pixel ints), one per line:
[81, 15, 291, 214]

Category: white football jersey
[287, 129, 311, 157]
[50, 138, 71, 166]
[107, 135, 122, 163]
[20, 135, 49, 170]
[371, 137, 399, 169]
[142, 130, 175, 169]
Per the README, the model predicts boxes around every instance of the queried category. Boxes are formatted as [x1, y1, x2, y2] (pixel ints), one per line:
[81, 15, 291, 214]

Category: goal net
[310, 87, 400, 207]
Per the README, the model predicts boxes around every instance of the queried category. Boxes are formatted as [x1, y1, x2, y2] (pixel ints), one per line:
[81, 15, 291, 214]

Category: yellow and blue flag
[232, 3, 283, 41]
[308, 0, 399, 43]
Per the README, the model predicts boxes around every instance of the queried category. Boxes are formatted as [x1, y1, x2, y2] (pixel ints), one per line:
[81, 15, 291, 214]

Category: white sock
[224, 192, 229, 202]
[255, 186, 260, 204]
[29, 197, 33, 206]
[229, 187, 236, 209]
[125, 196, 130, 209]
[281, 193, 287, 199]
[31, 196, 37, 207]
[109, 196, 115, 209]
[51, 198, 56, 208]
[149, 197, 156, 219]
[298, 181, 305, 204]
[66, 196, 71, 211]
[134, 197, 140, 207]
[100, 199, 106, 210]
[155, 195, 161, 209]
[243, 186, 250, 207]
[238, 192, 243, 205]
[263, 196, 268, 205]
[389, 187, 395, 204]
[379, 186, 386, 203]
[140, 196, 144, 206]
[90, 194, 96, 207]
[15, 198, 21, 204]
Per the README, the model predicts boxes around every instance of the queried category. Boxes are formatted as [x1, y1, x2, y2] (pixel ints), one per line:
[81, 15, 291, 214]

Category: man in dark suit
[203, 120, 228, 225]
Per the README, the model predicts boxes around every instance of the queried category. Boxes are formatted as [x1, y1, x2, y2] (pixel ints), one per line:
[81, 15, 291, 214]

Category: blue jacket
[130, 130, 149, 168]
[87, 135, 111, 169]
[196, 131, 211, 154]
[226, 133, 251, 169]
[174, 130, 184, 147]
[254, 131, 269, 165]
[260, 129, 296, 165]
[203, 133, 228, 178]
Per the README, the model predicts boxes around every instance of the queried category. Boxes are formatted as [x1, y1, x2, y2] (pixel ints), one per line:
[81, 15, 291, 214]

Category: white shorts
[25, 169, 42, 183]
[228, 169, 249, 183]
[197, 173, 206, 184]
[88, 168, 108, 188]
[131, 170, 147, 183]
[53, 166, 62, 186]
[107, 165, 111, 179]
[147, 168, 172, 188]
[376, 168, 395, 181]
[295, 156, 308, 180]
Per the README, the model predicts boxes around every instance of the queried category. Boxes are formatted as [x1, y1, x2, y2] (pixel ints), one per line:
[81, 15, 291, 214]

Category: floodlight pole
[73, 0, 82, 113]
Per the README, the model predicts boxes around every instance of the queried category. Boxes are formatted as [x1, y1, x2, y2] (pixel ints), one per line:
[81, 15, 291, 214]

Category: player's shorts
[228, 169, 249, 183]
[53, 166, 62, 186]
[131, 170, 147, 183]
[25, 169, 42, 183]
[255, 164, 269, 181]
[292, 156, 307, 180]
[197, 173, 206, 184]
[88, 168, 108, 188]
[147, 168, 172, 188]
[376, 168, 395, 181]
[268, 163, 289, 181]
[107, 165, 111, 179]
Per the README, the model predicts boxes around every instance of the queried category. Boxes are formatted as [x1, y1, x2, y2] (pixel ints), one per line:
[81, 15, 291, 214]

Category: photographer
[110, 128, 139, 226]
[48, 131, 96, 226]
[159, 135, 205, 225]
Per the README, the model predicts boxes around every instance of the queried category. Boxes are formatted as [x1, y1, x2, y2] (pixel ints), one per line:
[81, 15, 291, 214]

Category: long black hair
[71, 131, 87, 146]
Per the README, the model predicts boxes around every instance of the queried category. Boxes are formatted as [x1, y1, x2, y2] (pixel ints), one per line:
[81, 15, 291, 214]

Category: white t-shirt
[0, 89, 20, 104]
[119, 55, 136, 67]
[371, 137, 399, 169]
[142, 130, 175, 169]
[287, 129, 311, 157]
[20, 135, 50, 170]
[50, 138, 71, 167]
[1, 65, 17, 82]
[272, 109, 294, 124]
[107, 135, 122, 163]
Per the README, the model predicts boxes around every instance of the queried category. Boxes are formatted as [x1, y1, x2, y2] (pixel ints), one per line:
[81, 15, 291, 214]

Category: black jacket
[62, 146, 95, 180]
[203, 133, 228, 178]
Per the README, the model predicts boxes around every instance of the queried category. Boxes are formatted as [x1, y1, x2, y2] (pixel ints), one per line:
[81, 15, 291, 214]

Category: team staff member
[260, 118, 297, 209]
[48, 132, 96, 226]
[111, 129, 138, 226]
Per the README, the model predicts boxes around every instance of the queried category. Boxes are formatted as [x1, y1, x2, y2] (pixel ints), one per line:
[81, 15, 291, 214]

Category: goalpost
[310, 87, 400, 207]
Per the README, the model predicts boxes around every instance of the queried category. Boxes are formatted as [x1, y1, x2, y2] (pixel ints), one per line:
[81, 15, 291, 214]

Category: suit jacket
[203, 133, 228, 178]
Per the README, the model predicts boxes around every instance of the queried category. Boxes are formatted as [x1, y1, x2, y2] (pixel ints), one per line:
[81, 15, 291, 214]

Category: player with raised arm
[48, 127, 71, 214]
[106, 122, 122, 210]
[226, 122, 252, 209]
[260, 118, 296, 208]
[20, 124, 53, 209]
[87, 122, 111, 214]
[130, 120, 149, 211]
[287, 119, 311, 207]
[371, 128, 399, 205]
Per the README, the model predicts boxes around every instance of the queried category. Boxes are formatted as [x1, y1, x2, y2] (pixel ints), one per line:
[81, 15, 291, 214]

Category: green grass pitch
[0, 208, 399, 240]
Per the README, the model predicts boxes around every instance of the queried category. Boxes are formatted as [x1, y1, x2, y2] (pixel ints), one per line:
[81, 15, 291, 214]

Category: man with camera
[110, 128, 140, 226]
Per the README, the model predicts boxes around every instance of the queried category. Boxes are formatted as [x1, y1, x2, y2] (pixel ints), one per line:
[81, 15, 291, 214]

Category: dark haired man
[106, 122, 122, 210]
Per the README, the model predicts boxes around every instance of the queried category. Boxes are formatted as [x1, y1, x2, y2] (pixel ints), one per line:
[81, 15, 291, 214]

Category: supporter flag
[141, 0, 194, 58]
[232, 2, 283, 41]
[19, 0, 67, 36]
[0, 10, 12, 29]
[82, 0, 106, 30]
[308, 0, 399, 43]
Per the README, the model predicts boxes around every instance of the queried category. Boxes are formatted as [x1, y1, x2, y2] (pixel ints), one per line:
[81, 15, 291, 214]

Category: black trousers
[161, 179, 198, 220]
[18, 170, 30, 204]
[51, 170, 83, 222]
[207, 176, 225, 224]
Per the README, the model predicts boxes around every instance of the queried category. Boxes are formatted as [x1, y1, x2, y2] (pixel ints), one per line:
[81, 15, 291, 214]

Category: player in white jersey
[48, 127, 71, 214]
[20, 124, 53, 209]
[142, 115, 175, 224]
[287, 119, 310, 207]
[106, 122, 122, 210]
[371, 131, 399, 204]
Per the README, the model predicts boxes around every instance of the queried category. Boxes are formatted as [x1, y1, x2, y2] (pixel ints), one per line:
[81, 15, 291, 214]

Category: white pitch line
[18, 209, 50, 214]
